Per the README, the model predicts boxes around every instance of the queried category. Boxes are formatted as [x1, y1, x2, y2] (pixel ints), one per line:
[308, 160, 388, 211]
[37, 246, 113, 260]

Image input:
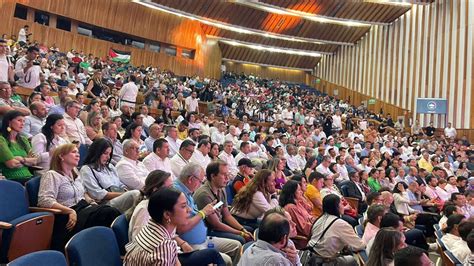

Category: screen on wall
[416, 98, 447, 114]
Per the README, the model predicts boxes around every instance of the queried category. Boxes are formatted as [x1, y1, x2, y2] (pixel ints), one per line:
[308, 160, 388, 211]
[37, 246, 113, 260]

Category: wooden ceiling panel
[146, 0, 420, 69]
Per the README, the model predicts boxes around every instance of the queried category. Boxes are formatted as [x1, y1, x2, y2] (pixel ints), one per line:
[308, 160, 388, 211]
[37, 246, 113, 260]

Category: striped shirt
[124, 220, 178, 266]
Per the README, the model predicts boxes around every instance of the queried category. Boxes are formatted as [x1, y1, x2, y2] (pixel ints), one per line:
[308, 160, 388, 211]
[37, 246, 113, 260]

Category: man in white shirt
[281, 106, 293, 126]
[211, 122, 226, 145]
[190, 140, 211, 170]
[18, 25, 30, 45]
[316, 155, 335, 177]
[235, 141, 251, 165]
[14, 46, 41, 89]
[22, 101, 47, 139]
[335, 155, 349, 183]
[185, 91, 199, 113]
[143, 138, 174, 179]
[119, 75, 138, 109]
[116, 139, 150, 190]
[144, 123, 162, 152]
[285, 144, 301, 172]
[0, 39, 13, 83]
[170, 140, 195, 178]
[332, 110, 342, 131]
[0, 82, 27, 117]
[139, 105, 155, 128]
[446, 176, 460, 194]
[225, 126, 239, 147]
[218, 140, 238, 179]
[254, 133, 270, 160]
[62, 100, 92, 145]
[380, 141, 394, 156]
[165, 125, 182, 158]
[444, 122, 457, 139]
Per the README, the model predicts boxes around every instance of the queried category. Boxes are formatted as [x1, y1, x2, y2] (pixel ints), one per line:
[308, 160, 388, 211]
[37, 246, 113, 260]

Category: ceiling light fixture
[211, 36, 331, 57]
[133, 0, 355, 46]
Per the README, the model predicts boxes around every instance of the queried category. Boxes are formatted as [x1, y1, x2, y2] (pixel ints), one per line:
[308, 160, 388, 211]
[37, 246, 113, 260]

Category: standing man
[0, 39, 14, 83]
[185, 90, 199, 114]
[444, 122, 457, 140]
[15, 46, 41, 89]
[119, 75, 138, 109]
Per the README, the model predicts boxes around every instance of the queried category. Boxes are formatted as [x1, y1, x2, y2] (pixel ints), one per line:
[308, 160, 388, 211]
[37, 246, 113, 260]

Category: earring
[7, 126, 11, 132]
[167, 218, 171, 224]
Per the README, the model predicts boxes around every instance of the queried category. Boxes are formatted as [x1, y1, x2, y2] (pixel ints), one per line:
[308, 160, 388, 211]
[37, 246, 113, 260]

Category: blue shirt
[407, 190, 424, 213]
[48, 104, 65, 115]
[173, 180, 208, 245]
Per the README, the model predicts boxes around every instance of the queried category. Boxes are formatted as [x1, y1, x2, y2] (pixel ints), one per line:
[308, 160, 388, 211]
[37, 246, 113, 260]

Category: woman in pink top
[279, 180, 315, 248]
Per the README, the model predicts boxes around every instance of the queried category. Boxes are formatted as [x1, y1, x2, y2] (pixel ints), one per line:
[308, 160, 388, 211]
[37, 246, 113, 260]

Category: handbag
[299, 217, 340, 265]
[89, 166, 126, 193]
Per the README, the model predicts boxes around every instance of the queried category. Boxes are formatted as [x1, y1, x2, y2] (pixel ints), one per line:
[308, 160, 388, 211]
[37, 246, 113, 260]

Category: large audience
[1, 26, 474, 266]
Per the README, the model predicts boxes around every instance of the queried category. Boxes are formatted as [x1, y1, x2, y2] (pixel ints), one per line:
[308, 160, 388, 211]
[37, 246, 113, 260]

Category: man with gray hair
[0, 81, 29, 117]
[174, 163, 241, 265]
[116, 139, 150, 190]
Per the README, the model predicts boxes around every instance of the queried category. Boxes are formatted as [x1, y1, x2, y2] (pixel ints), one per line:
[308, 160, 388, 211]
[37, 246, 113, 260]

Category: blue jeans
[178, 249, 225, 266]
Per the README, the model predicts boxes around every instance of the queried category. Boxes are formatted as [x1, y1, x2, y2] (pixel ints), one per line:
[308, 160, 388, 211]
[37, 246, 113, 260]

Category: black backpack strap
[316, 217, 340, 244]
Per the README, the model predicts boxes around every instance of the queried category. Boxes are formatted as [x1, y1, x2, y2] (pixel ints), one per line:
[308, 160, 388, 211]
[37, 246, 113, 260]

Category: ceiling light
[218, 38, 323, 57]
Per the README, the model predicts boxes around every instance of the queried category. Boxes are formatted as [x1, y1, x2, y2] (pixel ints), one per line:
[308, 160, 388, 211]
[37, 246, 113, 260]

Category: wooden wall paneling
[3, 1, 222, 78]
[315, 0, 474, 132]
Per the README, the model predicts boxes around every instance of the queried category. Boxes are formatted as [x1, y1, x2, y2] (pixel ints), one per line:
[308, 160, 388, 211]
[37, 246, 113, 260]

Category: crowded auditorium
[0, 0, 473, 265]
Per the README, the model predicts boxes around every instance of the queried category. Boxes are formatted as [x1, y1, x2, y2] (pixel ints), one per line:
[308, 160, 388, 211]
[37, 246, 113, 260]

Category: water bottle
[207, 236, 214, 249]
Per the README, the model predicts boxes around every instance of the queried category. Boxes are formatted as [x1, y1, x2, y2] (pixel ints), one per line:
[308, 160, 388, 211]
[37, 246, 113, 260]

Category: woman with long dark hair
[308, 194, 365, 265]
[126, 176, 224, 266]
[106, 96, 121, 118]
[231, 169, 278, 230]
[80, 138, 138, 213]
[31, 113, 69, 174]
[161, 107, 174, 125]
[0, 110, 38, 183]
[303, 155, 318, 179]
[279, 180, 315, 248]
[366, 228, 406, 266]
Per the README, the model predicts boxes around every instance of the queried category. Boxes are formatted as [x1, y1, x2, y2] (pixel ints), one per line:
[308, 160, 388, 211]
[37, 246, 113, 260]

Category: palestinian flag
[109, 48, 131, 63]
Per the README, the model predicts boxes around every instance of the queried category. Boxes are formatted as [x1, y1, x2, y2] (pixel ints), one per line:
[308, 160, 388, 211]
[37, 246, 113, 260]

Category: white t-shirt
[0, 55, 11, 82]
[14, 57, 41, 89]
[18, 28, 27, 43]
[185, 96, 199, 112]
[444, 127, 456, 138]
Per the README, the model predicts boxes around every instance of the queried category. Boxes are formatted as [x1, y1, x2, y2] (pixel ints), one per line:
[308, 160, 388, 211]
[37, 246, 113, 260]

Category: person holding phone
[194, 160, 254, 245]
[238, 211, 297, 266]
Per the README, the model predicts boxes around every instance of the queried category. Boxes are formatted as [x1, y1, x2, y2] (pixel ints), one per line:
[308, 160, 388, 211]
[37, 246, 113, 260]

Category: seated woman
[0, 110, 38, 184]
[231, 169, 278, 230]
[80, 138, 140, 213]
[79, 98, 101, 124]
[123, 122, 147, 155]
[320, 175, 358, 227]
[292, 174, 316, 214]
[308, 194, 366, 265]
[303, 156, 318, 179]
[38, 143, 121, 251]
[85, 111, 103, 141]
[31, 114, 69, 174]
[268, 157, 288, 190]
[125, 186, 224, 266]
[279, 180, 315, 248]
[106, 96, 121, 118]
[366, 228, 406, 266]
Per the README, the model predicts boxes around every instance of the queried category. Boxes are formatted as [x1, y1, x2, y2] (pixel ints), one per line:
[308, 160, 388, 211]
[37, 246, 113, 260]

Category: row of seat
[0, 177, 130, 265]
[434, 224, 463, 266]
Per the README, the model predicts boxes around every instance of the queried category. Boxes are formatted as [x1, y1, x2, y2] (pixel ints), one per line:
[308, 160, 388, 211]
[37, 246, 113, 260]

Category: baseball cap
[238, 158, 255, 168]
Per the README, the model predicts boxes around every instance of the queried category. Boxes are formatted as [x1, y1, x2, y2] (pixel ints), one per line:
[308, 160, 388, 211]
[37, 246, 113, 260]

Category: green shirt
[0, 136, 33, 180]
[367, 177, 381, 192]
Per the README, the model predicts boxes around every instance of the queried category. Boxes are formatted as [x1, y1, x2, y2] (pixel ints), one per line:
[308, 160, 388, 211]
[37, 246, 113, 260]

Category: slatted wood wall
[315, 0, 474, 131]
[223, 61, 310, 84]
[0, 0, 222, 78]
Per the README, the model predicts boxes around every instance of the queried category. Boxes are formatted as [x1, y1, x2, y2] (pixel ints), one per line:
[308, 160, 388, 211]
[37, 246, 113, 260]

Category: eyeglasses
[192, 175, 205, 184]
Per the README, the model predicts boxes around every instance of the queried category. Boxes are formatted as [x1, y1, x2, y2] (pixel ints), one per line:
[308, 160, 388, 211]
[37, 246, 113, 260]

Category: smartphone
[212, 201, 224, 210]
